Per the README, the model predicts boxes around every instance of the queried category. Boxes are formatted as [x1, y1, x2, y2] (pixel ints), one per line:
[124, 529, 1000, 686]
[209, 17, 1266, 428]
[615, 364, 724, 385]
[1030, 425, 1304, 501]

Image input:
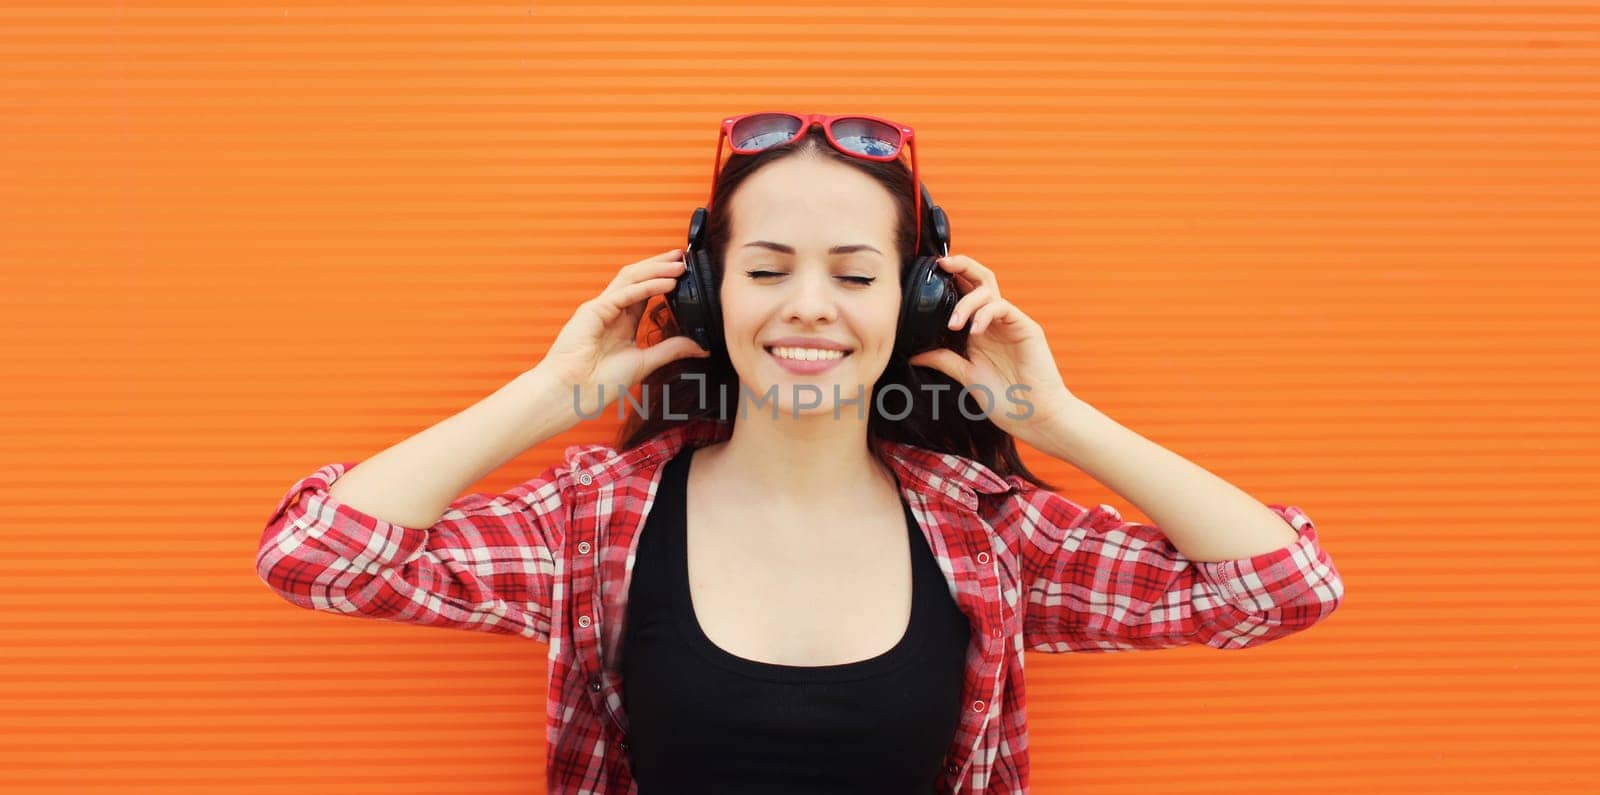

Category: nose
[781, 267, 839, 325]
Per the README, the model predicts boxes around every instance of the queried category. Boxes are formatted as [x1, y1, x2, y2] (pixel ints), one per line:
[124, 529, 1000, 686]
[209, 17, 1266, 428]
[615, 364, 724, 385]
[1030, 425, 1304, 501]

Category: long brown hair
[617, 125, 1053, 491]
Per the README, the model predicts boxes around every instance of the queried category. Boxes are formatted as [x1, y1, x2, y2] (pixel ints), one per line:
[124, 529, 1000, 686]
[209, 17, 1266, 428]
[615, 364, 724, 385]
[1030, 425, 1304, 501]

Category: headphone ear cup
[896, 254, 961, 358]
[692, 248, 724, 353]
[665, 246, 722, 354]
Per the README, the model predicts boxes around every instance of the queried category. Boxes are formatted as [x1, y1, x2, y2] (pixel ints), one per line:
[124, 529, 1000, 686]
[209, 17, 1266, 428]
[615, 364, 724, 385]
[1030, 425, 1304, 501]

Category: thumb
[907, 348, 971, 383]
[638, 334, 711, 376]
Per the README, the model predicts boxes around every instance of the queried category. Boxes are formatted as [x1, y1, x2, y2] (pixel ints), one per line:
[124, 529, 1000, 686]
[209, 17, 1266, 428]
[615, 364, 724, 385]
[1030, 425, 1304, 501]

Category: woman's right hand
[534, 248, 710, 414]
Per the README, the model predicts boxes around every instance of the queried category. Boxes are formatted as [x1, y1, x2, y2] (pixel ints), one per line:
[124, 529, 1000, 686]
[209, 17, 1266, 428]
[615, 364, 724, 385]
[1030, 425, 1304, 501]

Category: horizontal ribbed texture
[2, 1, 1595, 792]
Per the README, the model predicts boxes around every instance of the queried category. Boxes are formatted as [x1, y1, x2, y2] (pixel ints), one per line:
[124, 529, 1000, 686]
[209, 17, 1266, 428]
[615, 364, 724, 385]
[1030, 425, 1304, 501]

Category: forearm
[325, 365, 576, 530]
[1037, 397, 1301, 563]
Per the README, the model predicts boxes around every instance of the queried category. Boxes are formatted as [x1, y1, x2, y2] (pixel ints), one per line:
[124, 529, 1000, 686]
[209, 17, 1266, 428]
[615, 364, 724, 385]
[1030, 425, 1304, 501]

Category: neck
[697, 411, 897, 508]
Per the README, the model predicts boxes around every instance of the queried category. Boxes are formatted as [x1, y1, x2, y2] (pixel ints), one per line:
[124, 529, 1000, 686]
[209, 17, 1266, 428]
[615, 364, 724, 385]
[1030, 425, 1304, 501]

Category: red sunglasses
[705, 112, 921, 255]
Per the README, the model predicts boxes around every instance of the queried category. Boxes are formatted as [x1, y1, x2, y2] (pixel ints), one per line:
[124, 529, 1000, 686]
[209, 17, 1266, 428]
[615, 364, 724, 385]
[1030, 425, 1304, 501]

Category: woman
[255, 113, 1345, 795]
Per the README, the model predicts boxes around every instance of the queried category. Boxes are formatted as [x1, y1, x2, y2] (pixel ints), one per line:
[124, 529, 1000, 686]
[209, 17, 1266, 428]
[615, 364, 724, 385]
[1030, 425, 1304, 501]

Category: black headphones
[665, 182, 965, 360]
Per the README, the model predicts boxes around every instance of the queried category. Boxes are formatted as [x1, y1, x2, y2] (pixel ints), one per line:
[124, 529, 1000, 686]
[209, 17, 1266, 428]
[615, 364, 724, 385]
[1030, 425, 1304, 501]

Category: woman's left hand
[907, 254, 1079, 450]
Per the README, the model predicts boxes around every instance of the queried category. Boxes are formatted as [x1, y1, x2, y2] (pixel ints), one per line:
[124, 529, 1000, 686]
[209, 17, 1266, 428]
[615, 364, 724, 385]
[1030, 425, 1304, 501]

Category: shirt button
[947, 763, 959, 774]
[577, 541, 592, 554]
[578, 615, 591, 628]
[619, 740, 630, 752]
[971, 700, 985, 712]
[976, 551, 990, 564]
[578, 472, 593, 486]
[589, 676, 602, 692]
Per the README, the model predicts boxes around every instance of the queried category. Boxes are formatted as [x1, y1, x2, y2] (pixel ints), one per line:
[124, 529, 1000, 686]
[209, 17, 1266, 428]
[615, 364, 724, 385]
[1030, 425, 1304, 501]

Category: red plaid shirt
[256, 419, 1344, 794]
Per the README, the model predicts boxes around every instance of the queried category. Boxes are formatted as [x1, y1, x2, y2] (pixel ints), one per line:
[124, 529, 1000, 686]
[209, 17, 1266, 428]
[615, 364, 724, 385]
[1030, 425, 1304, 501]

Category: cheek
[716, 284, 756, 331]
[872, 292, 904, 340]
[716, 283, 900, 346]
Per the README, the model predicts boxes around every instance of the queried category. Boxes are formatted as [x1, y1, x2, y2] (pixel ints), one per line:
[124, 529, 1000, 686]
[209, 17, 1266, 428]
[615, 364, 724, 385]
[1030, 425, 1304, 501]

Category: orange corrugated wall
[3, 1, 1596, 792]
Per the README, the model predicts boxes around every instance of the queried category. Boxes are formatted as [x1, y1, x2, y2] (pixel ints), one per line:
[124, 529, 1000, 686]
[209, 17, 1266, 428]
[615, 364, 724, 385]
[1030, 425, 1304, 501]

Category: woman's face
[719, 154, 902, 418]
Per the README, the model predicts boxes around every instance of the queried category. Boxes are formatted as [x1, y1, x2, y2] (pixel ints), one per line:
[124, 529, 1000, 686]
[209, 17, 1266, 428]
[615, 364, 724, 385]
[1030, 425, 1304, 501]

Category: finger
[647, 257, 687, 284]
[624, 276, 672, 327]
[647, 249, 685, 268]
[624, 295, 648, 327]
[593, 277, 679, 324]
[970, 301, 1012, 337]
[612, 255, 686, 290]
[906, 347, 972, 384]
[628, 248, 683, 267]
[936, 255, 995, 293]
[638, 334, 711, 376]
[946, 288, 993, 330]
[970, 302, 1001, 336]
[934, 258, 979, 293]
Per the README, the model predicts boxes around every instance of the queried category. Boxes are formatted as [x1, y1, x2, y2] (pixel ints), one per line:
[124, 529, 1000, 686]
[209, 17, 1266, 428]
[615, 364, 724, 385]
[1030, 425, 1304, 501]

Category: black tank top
[619, 448, 971, 794]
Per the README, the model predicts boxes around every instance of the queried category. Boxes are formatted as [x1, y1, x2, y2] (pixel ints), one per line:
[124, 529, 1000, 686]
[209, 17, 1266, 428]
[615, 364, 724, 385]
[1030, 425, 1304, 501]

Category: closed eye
[746, 270, 877, 286]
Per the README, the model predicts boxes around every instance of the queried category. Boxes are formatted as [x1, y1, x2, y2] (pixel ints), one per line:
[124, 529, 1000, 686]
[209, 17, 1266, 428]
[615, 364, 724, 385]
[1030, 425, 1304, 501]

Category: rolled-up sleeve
[253, 459, 570, 643]
[1013, 484, 1344, 653]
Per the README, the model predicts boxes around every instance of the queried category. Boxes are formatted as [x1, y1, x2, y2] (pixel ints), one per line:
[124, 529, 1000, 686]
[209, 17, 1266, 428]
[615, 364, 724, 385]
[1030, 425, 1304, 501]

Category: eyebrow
[742, 240, 884, 256]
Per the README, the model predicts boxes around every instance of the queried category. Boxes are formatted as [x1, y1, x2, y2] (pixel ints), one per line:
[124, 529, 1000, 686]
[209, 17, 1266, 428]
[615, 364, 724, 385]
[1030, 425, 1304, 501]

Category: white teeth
[769, 346, 847, 361]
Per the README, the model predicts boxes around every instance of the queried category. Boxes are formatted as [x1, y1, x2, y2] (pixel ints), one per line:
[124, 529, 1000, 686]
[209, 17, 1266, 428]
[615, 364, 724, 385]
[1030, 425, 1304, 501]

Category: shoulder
[875, 438, 1024, 513]
[559, 420, 732, 488]
[874, 440, 1097, 536]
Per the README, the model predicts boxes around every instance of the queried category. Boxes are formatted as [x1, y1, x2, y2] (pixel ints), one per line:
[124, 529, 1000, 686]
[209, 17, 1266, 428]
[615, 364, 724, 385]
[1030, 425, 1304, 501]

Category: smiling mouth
[764, 346, 854, 362]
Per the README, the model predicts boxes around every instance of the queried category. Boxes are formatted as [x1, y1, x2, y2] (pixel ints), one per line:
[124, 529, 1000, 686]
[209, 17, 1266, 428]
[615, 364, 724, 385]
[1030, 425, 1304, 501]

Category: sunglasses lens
[730, 113, 804, 151]
[829, 117, 902, 158]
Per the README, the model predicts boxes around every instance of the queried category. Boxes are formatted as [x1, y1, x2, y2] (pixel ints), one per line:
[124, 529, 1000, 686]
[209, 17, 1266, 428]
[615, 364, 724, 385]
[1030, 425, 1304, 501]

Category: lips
[764, 345, 850, 375]
[763, 336, 853, 352]
[758, 347, 851, 359]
